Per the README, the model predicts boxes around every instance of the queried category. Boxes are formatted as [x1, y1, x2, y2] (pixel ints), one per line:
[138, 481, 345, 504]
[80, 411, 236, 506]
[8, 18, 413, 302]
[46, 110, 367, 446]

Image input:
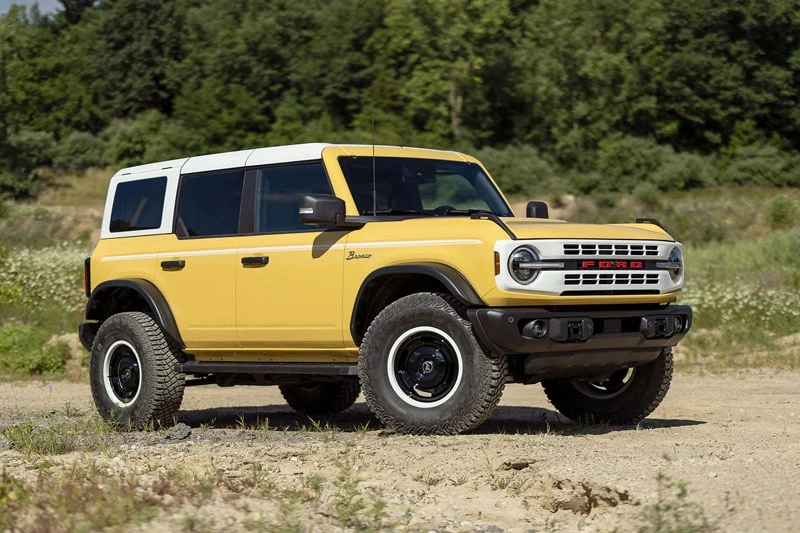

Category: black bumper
[468, 305, 692, 380]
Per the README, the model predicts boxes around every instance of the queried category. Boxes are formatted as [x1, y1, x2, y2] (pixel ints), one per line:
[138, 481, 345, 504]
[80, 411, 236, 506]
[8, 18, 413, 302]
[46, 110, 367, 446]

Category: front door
[236, 161, 346, 350]
[154, 169, 245, 349]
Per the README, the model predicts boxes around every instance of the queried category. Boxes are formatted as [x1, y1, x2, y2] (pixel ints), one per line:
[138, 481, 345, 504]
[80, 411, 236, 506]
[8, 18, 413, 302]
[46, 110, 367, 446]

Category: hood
[503, 218, 674, 241]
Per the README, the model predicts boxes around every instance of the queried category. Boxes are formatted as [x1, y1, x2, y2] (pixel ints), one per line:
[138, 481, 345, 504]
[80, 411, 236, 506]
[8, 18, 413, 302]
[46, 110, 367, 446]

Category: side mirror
[299, 194, 347, 226]
[526, 200, 549, 219]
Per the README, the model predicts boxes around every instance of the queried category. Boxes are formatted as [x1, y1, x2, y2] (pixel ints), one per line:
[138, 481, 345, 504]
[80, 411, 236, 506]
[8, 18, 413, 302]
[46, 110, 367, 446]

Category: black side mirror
[526, 200, 549, 219]
[299, 194, 347, 226]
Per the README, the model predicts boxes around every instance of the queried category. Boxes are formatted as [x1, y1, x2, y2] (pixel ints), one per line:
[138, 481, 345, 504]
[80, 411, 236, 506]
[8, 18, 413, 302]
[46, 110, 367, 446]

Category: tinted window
[255, 162, 332, 232]
[110, 177, 166, 233]
[419, 173, 492, 211]
[338, 157, 512, 216]
[177, 170, 244, 237]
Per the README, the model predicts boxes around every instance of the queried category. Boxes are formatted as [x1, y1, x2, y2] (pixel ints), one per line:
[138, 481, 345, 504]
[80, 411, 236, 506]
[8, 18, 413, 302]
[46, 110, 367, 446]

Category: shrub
[594, 135, 663, 193]
[720, 144, 794, 187]
[634, 182, 661, 207]
[652, 149, 717, 190]
[475, 145, 564, 198]
[53, 131, 107, 172]
[0, 325, 69, 376]
[0, 131, 57, 199]
[768, 196, 797, 230]
[102, 110, 181, 168]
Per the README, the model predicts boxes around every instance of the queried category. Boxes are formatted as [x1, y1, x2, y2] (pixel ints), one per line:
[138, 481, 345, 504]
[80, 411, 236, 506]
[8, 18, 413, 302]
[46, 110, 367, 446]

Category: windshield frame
[337, 156, 513, 218]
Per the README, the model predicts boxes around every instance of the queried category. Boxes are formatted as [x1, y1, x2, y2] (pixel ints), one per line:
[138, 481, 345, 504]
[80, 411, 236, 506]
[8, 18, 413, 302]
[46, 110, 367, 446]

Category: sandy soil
[1, 370, 798, 532]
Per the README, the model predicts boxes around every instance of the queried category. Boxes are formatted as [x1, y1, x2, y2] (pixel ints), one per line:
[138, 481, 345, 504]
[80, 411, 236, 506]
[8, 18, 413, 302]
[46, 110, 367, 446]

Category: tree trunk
[449, 83, 464, 145]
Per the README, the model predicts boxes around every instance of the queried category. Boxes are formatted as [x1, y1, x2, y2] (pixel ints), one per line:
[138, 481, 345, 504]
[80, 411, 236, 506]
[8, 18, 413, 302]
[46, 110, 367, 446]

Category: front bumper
[468, 305, 692, 381]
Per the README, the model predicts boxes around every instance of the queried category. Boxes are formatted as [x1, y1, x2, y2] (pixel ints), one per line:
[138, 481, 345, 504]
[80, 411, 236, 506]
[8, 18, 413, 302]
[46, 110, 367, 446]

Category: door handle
[241, 256, 269, 266]
[161, 260, 185, 270]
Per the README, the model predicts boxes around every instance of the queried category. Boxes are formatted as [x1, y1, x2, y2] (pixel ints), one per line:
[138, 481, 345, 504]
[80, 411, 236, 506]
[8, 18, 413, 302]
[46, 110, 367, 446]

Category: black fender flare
[350, 263, 485, 345]
[85, 279, 184, 348]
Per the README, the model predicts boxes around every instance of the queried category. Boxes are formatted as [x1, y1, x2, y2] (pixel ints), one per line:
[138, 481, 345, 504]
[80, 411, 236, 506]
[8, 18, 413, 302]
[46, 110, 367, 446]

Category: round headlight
[508, 246, 541, 284]
[667, 247, 683, 282]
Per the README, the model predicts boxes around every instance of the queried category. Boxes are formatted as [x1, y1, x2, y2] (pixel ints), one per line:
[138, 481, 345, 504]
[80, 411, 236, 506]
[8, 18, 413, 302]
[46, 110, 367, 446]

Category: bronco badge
[346, 251, 372, 260]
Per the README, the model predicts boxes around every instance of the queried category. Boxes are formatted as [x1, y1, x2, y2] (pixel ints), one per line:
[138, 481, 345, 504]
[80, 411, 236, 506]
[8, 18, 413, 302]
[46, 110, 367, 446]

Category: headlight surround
[508, 246, 541, 285]
[665, 247, 683, 282]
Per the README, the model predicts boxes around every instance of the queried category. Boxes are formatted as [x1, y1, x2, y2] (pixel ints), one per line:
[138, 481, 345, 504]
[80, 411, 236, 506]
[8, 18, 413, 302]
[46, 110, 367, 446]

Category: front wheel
[359, 293, 506, 435]
[89, 312, 185, 429]
[542, 347, 673, 425]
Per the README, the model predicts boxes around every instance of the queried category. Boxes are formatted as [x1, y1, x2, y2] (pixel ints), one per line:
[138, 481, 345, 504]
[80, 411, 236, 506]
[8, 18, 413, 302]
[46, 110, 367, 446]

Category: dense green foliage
[2, 0, 800, 198]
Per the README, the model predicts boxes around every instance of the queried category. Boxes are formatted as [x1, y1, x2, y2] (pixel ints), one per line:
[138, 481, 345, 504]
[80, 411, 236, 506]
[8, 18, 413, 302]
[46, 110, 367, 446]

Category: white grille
[563, 243, 659, 257]
[564, 273, 660, 286]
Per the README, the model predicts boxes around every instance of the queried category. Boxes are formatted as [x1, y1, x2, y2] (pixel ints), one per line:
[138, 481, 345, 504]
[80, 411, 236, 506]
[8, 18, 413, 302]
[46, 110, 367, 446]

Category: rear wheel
[542, 347, 673, 425]
[279, 381, 360, 414]
[359, 293, 506, 435]
[90, 312, 185, 429]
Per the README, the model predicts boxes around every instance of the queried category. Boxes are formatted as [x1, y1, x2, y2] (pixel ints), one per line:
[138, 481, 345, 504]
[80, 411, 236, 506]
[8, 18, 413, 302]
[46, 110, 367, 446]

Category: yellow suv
[80, 143, 691, 434]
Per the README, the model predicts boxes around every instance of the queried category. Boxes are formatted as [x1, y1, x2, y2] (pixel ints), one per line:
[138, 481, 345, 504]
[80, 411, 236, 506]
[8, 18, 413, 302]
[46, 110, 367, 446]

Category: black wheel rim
[108, 344, 140, 403]
[393, 331, 459, 403]
[572, 368, 636, 400]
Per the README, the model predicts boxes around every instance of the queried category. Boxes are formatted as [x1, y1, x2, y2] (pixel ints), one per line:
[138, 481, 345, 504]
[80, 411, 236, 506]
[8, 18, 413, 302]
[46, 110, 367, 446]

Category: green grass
[2, 417, 112, 457]
[0, 241, 87, 379]
[679, 228, 800, 369]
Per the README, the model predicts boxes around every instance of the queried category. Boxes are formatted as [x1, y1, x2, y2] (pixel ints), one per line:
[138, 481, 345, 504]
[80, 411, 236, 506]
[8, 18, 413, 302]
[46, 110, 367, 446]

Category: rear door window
[176, 170, 244, 237]
[110, 177, 167, 233]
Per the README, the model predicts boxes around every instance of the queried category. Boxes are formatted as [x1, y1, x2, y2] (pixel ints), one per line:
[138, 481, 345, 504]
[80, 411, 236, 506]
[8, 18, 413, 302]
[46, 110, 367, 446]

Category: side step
[176, 361, 359, 377]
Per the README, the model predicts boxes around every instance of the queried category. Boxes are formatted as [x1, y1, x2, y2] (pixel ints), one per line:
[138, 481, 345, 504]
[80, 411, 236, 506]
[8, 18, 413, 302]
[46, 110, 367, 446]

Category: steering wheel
[433, 205, 456, 216]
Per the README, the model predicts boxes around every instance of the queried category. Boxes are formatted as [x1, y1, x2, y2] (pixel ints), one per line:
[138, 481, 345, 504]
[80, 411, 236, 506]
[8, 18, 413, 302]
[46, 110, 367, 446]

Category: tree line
[2, 0, 800, 200]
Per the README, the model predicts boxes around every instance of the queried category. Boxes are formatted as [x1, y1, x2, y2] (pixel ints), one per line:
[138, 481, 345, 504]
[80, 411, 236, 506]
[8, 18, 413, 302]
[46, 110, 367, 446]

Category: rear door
[236, 161, 347, 349]
[154, 169, 245, 350]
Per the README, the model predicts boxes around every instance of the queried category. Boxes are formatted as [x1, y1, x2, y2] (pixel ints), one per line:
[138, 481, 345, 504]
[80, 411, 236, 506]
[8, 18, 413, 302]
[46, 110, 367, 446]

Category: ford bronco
[79, 143, 691, 434]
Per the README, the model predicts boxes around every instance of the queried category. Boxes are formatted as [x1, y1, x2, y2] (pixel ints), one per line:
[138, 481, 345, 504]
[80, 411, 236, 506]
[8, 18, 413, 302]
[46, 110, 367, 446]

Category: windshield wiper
[437, 208, 498, 216]
[362, 209, 430, 216]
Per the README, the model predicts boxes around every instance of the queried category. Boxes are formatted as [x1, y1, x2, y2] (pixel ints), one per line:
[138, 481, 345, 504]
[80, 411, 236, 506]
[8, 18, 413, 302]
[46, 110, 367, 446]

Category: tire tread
[359, 292, 505, 435]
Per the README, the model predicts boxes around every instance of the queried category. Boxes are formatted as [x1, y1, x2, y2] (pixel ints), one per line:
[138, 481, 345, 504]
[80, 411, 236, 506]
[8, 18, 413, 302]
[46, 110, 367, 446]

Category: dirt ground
[1, 370, 798, 532]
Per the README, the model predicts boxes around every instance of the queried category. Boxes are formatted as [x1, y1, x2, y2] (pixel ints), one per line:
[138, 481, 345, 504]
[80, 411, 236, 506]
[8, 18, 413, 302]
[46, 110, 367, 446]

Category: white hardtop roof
[113, 143, 464, 177]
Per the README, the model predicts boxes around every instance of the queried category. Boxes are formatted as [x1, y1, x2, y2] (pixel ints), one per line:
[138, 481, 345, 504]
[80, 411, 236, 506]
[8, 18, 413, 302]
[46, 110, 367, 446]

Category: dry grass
[36, 168, 111, 208]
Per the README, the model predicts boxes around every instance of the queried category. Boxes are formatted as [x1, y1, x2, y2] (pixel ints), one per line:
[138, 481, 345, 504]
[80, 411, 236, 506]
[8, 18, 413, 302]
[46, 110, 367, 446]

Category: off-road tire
[359, 292, 506, 435]
[90, 312, 185, 430]
[542, 347, 673, 425]
[279, 381, 360, 414]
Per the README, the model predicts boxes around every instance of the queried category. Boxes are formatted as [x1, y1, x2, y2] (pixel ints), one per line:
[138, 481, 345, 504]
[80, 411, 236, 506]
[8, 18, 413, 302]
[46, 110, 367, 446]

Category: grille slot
[564, 273, 660, 286]
[563, 243, 659, 256]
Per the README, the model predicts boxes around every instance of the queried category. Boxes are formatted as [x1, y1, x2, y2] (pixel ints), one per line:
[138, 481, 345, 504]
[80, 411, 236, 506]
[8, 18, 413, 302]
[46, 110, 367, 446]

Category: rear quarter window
[110, 177, 167, 233]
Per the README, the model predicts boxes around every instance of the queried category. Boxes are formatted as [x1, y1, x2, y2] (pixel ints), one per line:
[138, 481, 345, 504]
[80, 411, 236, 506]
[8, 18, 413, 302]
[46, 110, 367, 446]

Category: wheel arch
[350, 263, 484, 346]
[84, 279, 184, 349]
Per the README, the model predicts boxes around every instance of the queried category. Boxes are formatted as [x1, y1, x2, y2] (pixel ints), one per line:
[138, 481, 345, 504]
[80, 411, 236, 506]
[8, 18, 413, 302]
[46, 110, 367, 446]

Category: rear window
[176, 170, 244, 237]
[110, 177, 167, 233]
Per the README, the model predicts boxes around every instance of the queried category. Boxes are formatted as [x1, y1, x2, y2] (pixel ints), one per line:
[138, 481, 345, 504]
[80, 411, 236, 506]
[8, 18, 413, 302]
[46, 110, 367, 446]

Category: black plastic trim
[470, 212, 517, 239]
[635, 217, 669, 232]
[178, 361, 358, 376]
[84, 279, 184, 348]
[78, 322, 98, 351]
[350, 263, 485, 345]
[468, 304, 692, 356]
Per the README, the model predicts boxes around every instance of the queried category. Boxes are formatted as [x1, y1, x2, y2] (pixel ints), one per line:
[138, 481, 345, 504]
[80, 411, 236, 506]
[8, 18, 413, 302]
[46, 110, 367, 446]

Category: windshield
[338, 156, 513, 217]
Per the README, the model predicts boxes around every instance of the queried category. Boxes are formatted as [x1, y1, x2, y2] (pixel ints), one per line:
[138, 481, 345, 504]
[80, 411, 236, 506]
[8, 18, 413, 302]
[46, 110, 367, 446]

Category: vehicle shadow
[177, 402, 705, 436]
